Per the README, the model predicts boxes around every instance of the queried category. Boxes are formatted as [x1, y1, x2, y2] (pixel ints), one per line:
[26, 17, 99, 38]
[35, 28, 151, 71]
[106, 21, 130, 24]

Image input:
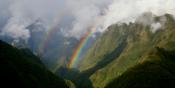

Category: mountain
[0, 18, 98, 73]
[70, 13, 175, 88]
[23, 20, 84, 71]
[0, 40, 69, 88]
[106, 47, 175, 88]
[1, 12, 175, 88]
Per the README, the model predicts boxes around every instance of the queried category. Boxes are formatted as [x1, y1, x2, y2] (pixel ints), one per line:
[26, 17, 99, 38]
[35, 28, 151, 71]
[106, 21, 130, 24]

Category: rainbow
[68, 30, 94, 69]
[38, 12, 65, 55]
[38, 27, 57, 55]
[37, 11, 95, 69]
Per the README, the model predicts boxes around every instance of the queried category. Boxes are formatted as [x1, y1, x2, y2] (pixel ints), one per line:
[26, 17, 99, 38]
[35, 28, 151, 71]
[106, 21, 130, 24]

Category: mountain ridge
[76, 13, 175, 88]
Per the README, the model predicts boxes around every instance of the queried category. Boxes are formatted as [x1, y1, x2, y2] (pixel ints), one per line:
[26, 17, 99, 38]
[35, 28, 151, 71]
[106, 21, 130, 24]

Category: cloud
[3, 23, 30, 40]
[151, 22, 162, 33]
[0, 0, 175, 40]
[0, 0, 111, 39]
[101, 0, 175, 31]
[63, 0, 112, 38]
[1, 0, 68, 40]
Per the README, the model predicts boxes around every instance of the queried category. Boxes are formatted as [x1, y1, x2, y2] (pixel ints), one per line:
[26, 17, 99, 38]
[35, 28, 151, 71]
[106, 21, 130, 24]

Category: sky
[0, 0, 175, 41]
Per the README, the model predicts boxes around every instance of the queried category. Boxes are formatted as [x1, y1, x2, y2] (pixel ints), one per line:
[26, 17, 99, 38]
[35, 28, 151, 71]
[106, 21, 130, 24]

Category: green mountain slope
[0, 40, 69, 88]
[78, 14, 175, 88]
[106, 47, 175, 88]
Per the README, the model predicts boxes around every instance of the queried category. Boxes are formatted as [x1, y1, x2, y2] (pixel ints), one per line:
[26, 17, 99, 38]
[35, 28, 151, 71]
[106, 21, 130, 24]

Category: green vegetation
[3, 13, 175, 88]
[0, 40, 69, 88]
[105, 47, 175, 88]
[77, 14, 175, 88]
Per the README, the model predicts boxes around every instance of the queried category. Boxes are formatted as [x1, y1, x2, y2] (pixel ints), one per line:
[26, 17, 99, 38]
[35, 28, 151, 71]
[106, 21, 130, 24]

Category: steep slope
[79, 23, 128, 71]
[0, 40, 69, 88]
[106, 47, 175, 88]
[78, 14, 175, 88]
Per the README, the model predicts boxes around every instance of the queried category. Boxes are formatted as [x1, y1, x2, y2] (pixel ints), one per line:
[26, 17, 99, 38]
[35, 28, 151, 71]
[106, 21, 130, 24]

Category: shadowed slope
[0, 40, 69, 88]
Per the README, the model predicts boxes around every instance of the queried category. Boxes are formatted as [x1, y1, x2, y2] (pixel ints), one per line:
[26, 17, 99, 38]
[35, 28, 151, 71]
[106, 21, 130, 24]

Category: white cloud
[101, 0, 175, 31]
[1, 0, 175, 40]
[151, 22, 162, 33]
[3, 23, 30, 40]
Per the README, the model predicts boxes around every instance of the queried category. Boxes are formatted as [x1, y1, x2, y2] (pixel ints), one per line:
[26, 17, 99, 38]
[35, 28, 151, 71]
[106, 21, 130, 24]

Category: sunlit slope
[79, 14, 175, 88]
[0, 40, 69, 88]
